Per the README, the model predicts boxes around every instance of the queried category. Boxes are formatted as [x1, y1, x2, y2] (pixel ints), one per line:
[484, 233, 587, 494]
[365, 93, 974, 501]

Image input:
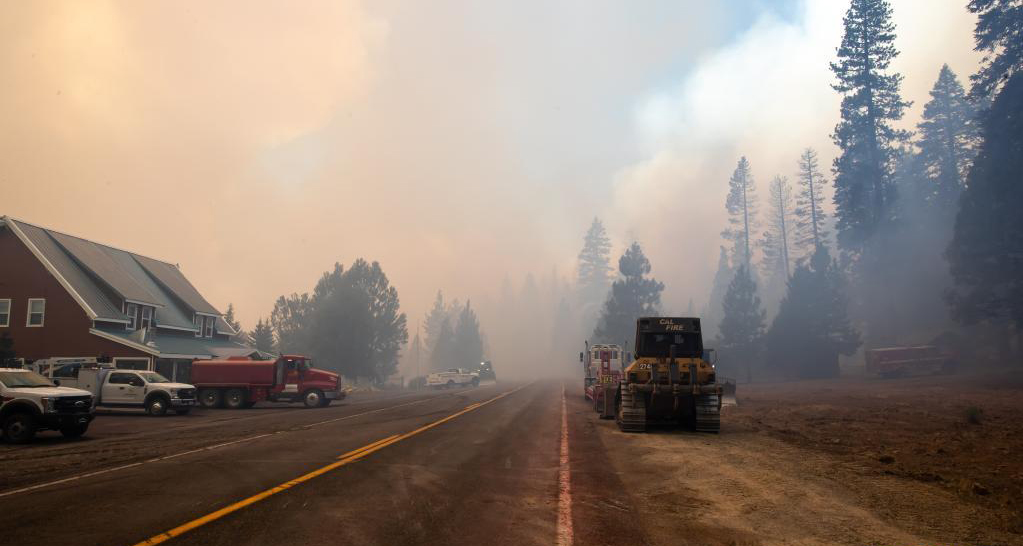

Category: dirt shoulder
[573, 372, 1023, 546]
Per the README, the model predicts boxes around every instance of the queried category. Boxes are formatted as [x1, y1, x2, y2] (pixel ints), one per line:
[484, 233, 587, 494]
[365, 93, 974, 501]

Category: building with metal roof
[0, 216, 258, 381]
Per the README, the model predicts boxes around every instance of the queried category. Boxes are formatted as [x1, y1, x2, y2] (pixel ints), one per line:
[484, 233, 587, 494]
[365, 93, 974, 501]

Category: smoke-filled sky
[1, 1, 980, 335]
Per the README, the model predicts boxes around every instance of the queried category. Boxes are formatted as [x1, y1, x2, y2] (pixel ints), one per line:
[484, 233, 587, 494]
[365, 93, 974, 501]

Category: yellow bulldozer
[615, 317, 725, 433]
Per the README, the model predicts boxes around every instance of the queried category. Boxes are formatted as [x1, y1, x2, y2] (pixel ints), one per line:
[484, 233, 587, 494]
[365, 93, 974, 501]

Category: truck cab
[0, 368, 95, 443]
[75, 368, 197, 416]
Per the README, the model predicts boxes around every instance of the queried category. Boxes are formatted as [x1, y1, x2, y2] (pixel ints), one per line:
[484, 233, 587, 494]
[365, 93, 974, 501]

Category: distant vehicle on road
[475, 360, 496, 381]
[73, 368, 196, 416]
[427, 368, 480, 389]
[0, 368, 95, 443]
[191, 355, 344, 409]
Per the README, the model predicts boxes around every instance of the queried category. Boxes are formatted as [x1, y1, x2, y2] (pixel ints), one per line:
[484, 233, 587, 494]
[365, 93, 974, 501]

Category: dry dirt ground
[582, 371, 1023, 546]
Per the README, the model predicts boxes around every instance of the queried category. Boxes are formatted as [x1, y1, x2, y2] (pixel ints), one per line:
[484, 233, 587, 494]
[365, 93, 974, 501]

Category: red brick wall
[0, 227, 150, 362]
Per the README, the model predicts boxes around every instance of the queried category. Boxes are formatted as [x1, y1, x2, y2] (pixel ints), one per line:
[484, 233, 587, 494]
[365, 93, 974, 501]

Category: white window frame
[26, 298, 45, 327]
[0, 299, 10, 327]
[125, 302, 138, 330]
[193, 314, 203, 338]
[204, 316, 215, 338]
[140, 306, 153, 330]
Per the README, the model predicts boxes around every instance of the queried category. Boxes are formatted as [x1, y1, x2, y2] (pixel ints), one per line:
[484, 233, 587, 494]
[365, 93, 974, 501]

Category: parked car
[0, 368, 95, 443]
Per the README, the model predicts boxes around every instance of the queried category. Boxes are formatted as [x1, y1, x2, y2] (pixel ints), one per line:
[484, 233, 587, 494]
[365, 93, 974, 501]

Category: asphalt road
[2, 381, 637, 546]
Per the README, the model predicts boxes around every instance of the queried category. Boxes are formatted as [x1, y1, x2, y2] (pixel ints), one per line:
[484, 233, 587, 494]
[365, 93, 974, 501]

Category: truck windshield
[137, 372, 171, 383]
[0, 370, 55, 388]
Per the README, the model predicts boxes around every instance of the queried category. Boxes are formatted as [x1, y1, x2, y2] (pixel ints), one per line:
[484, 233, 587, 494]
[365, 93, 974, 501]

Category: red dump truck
[191, 355, 345, 409]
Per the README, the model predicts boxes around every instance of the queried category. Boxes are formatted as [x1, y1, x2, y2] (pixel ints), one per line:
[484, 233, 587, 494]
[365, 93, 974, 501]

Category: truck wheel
[60, 423, 89, 438]
[471, 377, 480, 387]
[146, 396, 169, 416]
[446, 380, 455, 389]
[303, 390, 324, 408]
[3, 413, 37, 444]
[224, 389, 246, 409]
[199, 388, 223, 408]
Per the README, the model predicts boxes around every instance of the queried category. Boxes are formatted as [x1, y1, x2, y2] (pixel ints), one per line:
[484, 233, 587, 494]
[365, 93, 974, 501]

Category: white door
[103, 372, 144, 404]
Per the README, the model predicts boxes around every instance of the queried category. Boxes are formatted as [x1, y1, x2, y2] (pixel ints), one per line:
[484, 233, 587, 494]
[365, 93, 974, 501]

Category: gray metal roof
[48, 230, 164, 307]
[103, 247, 197, 330]
[133, 255, 220, 315]
[6, 218, 218, 327]
[12, 220, 128, 321]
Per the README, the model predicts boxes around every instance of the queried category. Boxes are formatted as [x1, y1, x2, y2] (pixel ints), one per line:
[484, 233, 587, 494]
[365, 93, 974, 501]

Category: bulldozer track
[616, 388, 646, 433]
[694, 393, 720, 433]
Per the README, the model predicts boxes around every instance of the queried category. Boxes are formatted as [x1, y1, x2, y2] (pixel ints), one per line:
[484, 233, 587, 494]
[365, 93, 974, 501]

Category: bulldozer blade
[720, 377, 738, 407]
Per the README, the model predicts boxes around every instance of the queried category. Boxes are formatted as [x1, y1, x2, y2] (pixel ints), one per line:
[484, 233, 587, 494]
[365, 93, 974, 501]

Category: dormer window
[141, 306, 153, 330]
[204, 316, 215, 338]
[193, 314, 203, 338]
[125, 303, 138, 330]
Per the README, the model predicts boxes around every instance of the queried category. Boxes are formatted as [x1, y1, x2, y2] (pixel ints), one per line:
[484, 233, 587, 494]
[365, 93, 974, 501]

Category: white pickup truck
[426, 368, 480, 389]
[71, 368, 197, 416]
[0, 368, 95, 443]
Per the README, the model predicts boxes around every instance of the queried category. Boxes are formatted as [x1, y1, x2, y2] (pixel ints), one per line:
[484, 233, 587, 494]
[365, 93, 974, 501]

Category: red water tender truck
[190, 355, 345, 409]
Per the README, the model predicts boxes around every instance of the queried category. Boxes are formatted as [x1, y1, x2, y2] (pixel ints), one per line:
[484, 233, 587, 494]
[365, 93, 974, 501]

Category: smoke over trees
[593, 242, 664, 345]
[766, 247, 860, 379]
[267, 260, 408, 382]
[419, 291, 486, 373]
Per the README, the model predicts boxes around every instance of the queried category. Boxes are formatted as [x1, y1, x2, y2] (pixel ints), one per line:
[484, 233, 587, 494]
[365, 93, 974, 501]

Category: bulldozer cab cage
[634, 317, 703, 359]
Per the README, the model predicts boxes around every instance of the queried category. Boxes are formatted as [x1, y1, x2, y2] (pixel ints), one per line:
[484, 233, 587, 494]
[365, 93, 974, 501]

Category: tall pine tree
[422, 291, 447, 363]
[703, 246, 735, 340]
[723, 157, 759, 267]
[718, 265, 765, 382]
[249, 318, 276, 354]
[452, 301, 484, 372]
[429, 316, 456, 371]
[761, 175, 795, 282]
[577, 218, 614, 321]
[830, 0, 911, 251]
[794, 148, 829, 258]
[947, 71, 1023, 331]
[593, 242, 664, 344]
[968, 0, 1023, 98]
[916, 64, 979, 211]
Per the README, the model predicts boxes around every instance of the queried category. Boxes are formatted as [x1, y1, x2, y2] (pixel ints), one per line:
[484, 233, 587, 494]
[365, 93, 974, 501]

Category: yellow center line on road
[132, 382, 533, 546]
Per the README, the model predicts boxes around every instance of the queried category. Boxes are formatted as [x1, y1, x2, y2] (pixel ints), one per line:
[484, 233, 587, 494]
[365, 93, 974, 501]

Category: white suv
[0, 368, 95, 443]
